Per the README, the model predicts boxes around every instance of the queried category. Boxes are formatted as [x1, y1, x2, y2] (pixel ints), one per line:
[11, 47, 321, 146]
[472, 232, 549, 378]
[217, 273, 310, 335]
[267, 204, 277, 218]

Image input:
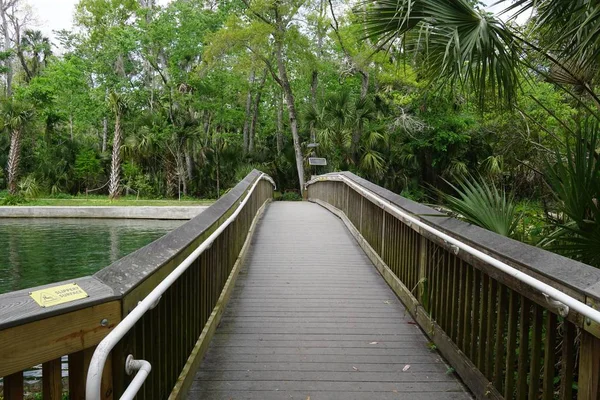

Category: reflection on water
[0, 218, 184, 294]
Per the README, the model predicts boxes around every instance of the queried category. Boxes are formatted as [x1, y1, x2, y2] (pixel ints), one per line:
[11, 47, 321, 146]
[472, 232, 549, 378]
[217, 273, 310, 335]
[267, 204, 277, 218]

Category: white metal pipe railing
[86, 174, 275, 400]
[306, 174, 600, 325]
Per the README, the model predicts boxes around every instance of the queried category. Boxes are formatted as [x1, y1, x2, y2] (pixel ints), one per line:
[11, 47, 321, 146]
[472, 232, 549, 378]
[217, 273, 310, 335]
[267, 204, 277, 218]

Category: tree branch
[240, 0, 274, 27]
[245, 45, 282, 87]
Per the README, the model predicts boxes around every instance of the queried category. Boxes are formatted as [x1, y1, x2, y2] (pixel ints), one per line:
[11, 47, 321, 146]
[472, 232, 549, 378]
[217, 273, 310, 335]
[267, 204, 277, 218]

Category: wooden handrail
[307, 172, 600, 400]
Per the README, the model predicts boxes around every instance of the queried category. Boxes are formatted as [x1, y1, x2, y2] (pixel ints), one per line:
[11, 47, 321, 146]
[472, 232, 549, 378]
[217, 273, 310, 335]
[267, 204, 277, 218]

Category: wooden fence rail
[307, 172, 600, 400]
[0, 170, 273, 400]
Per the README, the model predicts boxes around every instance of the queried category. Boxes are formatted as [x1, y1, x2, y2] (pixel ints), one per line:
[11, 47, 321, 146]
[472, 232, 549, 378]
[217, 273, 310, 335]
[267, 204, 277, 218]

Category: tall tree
[2, 98, 33, 194]
[108, 92, 126, 199]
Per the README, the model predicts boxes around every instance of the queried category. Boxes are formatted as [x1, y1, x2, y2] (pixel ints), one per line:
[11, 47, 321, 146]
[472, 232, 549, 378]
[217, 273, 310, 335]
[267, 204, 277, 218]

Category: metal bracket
[543, 293, 569, 317]
[125, 355, 137, 376]
[443, 240, 459, 255]
[138, 295, 161, 310]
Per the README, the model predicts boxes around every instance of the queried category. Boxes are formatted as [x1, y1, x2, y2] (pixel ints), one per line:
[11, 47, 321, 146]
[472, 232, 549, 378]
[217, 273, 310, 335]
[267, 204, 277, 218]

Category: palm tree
[17, 29, 52, 82]
[108, 92, 127, 200]
[306, 89, 382, 173]
[361, 0, 600, 110]
[2, 99, 35, 195]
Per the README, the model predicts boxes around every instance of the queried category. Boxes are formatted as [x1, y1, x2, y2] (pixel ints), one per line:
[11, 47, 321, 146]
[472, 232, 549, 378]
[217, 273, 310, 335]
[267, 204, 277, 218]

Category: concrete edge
[0, 206, 210, 220]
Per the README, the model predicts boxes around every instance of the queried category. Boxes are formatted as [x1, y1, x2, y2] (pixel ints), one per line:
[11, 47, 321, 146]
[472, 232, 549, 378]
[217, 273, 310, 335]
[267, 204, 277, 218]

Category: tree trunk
[215, 142, 220, 198]
[185, 146, 193, 181]
[69, 113, 73, 141]
[276, 92, 284, 154]
[309, 70, 318, 145]
[351, 71, 370, 164]
[275, 29, 304, 194]
[165, 157, 176, 198]
[109, 113, 122, 199]
[102, 117, 108, 152]
[249, 68, 267, 153]
[178, 150, 187, 197]
[1, 0, 11, 96]
[242, 70, 254, 154]
[7, 128, 21, 195]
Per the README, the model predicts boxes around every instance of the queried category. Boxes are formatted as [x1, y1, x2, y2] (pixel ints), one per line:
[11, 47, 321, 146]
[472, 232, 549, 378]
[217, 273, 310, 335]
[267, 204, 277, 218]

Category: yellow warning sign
[30, 283, 89, 308]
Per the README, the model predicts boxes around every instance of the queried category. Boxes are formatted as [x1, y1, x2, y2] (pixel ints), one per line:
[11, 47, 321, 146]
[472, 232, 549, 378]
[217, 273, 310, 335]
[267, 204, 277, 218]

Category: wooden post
[69, 348, 95, 400]
[102, 352, 114, 400]
[43, 358, 62, 400]
[578, 330, 600, 400]
[417, 236, 428, 308]
[359, 196, 364, 232]
[345, 184, 349, 214]
[4, 371, 24, 400]
[381, 209, 386, 257]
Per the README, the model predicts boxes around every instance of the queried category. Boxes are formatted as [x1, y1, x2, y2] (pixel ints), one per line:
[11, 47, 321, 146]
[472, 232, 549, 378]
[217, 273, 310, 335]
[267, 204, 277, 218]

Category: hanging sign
[309, 157, 327, 166]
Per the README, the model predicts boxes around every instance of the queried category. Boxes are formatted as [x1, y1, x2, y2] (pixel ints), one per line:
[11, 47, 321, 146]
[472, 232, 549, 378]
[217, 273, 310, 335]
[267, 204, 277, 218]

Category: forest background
[1, 0, 599, 267]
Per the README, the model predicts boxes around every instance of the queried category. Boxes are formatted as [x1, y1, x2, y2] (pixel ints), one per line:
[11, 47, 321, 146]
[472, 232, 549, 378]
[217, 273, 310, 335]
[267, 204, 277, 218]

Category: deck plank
[189, 202, 471, 400]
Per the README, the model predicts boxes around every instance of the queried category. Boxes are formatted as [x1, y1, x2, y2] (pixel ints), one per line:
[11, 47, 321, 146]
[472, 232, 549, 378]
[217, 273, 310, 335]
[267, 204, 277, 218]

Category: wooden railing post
[42, 358, 62, 400]
[4, 371, 24, 400]
[345, 183, 349, 214]
[380, 209, 386, 257]
[417, 235, 428, 309]
[578, 330, 600, 399]
[68, 349, 93, 400]
[359, 196, 364, 232]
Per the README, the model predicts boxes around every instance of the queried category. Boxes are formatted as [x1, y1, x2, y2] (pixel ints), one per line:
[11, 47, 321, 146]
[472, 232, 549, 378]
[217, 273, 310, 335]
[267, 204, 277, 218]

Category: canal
[0, 218, 184, 295]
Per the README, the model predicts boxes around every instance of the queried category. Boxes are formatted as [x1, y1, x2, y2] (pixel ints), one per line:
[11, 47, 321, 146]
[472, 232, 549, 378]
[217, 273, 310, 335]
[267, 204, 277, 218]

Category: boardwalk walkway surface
[190, 202, 471, 400]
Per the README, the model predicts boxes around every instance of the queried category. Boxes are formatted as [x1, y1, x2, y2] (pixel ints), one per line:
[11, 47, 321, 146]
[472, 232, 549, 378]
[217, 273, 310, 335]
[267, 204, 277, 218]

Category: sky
[27, 0, 525, 46]
[29, 0, 79, 41]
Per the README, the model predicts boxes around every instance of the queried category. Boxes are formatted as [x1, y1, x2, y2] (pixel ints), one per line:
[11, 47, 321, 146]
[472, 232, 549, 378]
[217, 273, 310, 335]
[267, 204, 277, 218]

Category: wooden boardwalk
[189, 202, 471, 400]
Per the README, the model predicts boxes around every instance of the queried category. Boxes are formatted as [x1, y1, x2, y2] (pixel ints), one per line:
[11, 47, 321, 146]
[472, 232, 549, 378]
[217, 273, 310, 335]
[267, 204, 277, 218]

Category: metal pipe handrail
[86, 173, 275, 400]
[306, 174, 600, 325]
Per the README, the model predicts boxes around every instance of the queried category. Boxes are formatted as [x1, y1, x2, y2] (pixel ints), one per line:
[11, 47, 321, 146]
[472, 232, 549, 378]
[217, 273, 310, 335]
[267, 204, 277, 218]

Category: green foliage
[541, 120, 600, 267]
[438, 175, 520, 238]
[1, 193, 26, 205]
[362, 0, 521, 108]
[275, 191, 302, 201]
[74, 149, 102, 188]
[18, 175, 42, 198]
[513, 202, 546, 244]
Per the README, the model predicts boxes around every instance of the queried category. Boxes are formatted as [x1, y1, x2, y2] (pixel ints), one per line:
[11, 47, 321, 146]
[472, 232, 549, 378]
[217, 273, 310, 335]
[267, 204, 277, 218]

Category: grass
[0, 191, 214, 207]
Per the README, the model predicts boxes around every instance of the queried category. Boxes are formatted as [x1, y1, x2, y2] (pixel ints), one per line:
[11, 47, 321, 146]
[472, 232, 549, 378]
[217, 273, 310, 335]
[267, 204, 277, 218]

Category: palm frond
[438, 174, 520, 237]
[361, 0, 522, 108]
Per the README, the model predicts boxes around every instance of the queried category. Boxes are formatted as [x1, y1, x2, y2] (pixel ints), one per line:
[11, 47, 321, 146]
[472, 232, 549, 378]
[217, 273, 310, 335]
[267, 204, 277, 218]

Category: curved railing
[0, 170, 274, 400]
[307, 172, 600, 400]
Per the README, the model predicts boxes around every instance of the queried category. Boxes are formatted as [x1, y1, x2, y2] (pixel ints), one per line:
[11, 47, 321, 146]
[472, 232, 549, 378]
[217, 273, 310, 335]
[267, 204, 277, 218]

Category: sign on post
[308, 157, 327, 166]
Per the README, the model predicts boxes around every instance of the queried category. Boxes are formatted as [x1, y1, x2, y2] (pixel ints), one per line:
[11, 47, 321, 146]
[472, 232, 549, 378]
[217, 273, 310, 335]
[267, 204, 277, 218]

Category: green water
[0, 218, 184, 295]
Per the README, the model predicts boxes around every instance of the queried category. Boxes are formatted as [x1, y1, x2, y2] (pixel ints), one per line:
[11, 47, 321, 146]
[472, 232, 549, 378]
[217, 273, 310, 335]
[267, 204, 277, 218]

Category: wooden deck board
[189, 202, 471, 400]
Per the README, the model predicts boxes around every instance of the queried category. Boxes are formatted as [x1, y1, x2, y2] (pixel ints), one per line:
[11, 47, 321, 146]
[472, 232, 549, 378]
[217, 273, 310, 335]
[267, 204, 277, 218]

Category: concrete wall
[0, 206, 209, 220]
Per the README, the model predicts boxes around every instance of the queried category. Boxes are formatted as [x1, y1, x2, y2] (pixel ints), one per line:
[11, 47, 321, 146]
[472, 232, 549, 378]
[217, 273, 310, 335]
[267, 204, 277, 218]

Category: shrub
[1, 193, 26, 205]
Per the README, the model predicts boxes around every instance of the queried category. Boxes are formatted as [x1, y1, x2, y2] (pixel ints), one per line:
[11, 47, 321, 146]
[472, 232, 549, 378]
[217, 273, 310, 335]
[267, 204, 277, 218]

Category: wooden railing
[0, 170, 274, 400]
[307, 172, 600, 400]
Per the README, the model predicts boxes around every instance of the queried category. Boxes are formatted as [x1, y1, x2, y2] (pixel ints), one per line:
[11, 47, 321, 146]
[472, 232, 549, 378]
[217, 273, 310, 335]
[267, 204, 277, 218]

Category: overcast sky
[28, 0, 524, 46]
